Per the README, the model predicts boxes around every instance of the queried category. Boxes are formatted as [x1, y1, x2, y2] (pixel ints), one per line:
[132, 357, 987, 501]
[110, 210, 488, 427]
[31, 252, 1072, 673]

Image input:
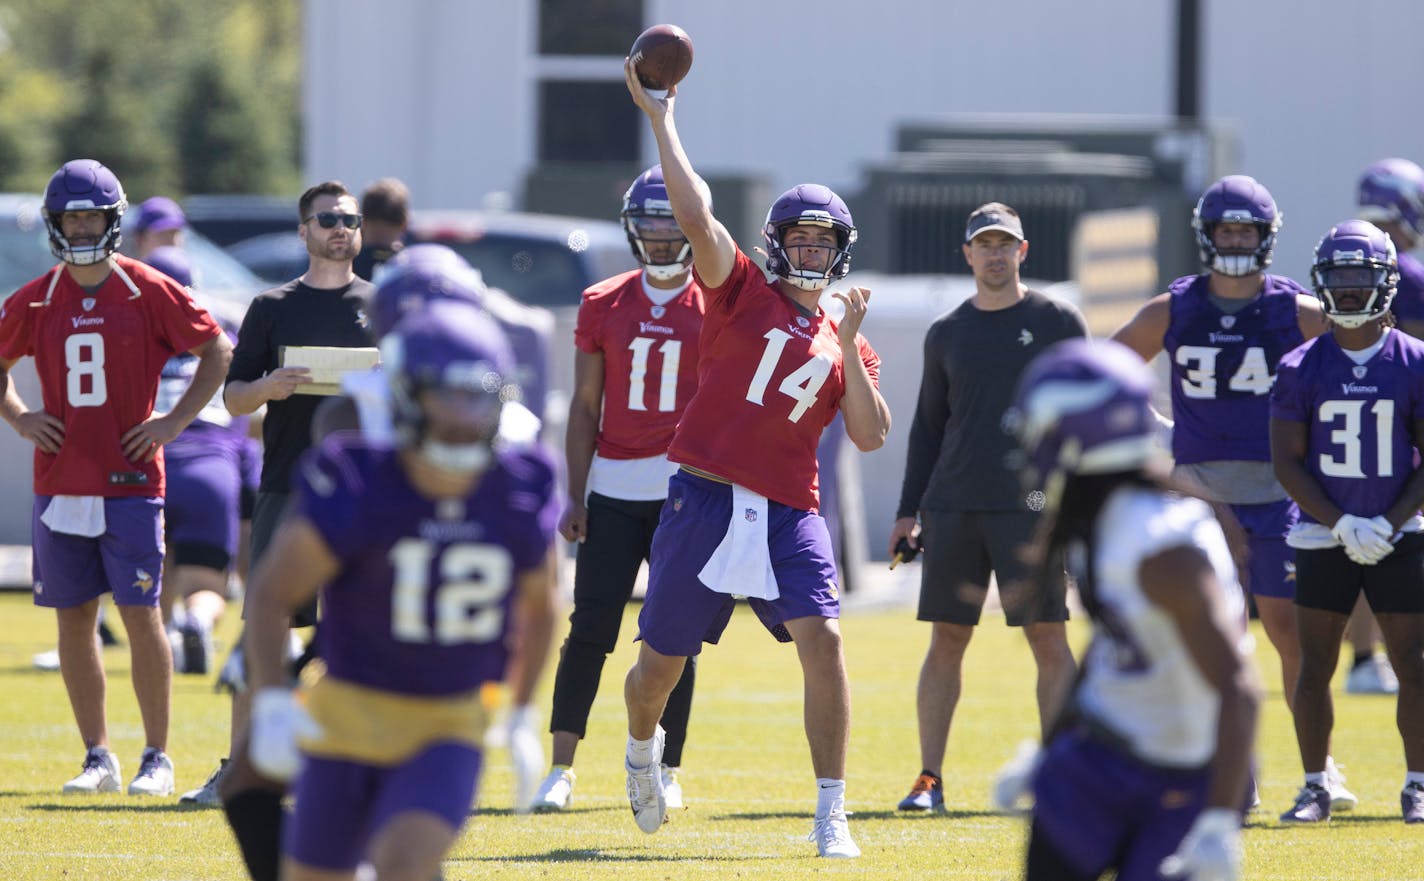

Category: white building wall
[306, 0, 1424, 272]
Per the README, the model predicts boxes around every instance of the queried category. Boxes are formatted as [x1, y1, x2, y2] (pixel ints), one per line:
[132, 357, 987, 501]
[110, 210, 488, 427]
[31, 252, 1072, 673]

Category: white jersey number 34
[1175, 345, 1273, 399]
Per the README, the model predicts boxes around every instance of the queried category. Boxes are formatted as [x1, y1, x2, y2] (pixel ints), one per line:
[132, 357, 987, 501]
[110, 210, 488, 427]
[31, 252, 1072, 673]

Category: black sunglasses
[303, 211, 363, 230]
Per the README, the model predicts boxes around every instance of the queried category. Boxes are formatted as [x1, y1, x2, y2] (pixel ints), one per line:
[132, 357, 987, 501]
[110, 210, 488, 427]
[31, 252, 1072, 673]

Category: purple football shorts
[165, 444, 241, 563]
[1228, 498, 1297, 599]
[285, 743, 482, 871]
[637, 469, 841, 657]
[1032, 728, 1210, 880]
[31, 495, 165, 608]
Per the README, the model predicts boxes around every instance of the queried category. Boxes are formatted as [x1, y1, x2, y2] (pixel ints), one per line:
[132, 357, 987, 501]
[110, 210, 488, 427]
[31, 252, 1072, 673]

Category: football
[630, 24, 693, 91]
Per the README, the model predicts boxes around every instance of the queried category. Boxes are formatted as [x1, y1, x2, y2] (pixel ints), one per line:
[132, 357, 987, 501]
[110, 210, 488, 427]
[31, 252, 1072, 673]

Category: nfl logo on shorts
[744, 508, 757, 522]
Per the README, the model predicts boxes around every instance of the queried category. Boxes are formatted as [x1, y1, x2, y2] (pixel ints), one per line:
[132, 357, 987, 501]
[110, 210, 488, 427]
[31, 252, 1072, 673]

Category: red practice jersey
[0, 255, 222, 497]
[574, 270, 705, 459]
[672, 250, 880, 511]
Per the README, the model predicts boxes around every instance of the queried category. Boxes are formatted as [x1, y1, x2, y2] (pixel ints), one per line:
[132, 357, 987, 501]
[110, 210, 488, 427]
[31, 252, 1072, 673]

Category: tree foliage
[0, 0, 300, 196]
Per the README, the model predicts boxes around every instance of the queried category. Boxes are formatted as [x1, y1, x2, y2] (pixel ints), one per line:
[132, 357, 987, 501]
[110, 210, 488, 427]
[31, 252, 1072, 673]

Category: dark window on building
[539, 0, 643, 55]
[539, 80, 639, 162]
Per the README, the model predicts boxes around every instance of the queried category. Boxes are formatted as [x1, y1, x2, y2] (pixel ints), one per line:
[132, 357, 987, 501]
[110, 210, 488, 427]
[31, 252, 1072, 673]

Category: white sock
[627, 733, 658, 768]
[1304, 772, 1326, 787]
[816, 778, 845, 818]
[1406, 771, 1424, 788]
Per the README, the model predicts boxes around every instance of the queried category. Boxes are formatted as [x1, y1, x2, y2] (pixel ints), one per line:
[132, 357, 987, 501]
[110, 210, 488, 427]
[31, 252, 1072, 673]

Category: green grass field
[0, 589, 1419, 880]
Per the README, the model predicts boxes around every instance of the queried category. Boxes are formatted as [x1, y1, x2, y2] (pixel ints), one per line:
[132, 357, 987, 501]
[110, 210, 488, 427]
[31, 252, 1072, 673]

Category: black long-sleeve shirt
[896, 289, 1087, 516]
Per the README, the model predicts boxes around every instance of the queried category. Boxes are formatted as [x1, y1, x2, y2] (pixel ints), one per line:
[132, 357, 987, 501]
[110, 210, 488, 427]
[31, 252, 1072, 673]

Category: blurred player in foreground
[999, 338, 1258, 881]
[243, 298, 560, 880]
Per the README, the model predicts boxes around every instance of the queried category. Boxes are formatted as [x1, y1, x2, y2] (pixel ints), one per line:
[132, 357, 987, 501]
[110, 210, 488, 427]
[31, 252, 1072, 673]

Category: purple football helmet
[142, 245, 195, 288]
[369, 243, 487, 340]
[1311, 219, 1399, 330]
[1191, 174, 1281, 277]
[1357, 158, 1424, 242]
[43, 159, 127, 266]
[1011, 339, 1158, 496]
[762, 184, 857, 291]
[381, 298, 517, 473]
[620, 165, 698, 282]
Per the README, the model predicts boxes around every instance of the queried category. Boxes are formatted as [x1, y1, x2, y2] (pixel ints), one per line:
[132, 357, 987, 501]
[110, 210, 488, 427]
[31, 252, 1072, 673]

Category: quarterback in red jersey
[530, 166, 706, 814]
[0, 159, 230, 797]
[619, 60, 889, 858]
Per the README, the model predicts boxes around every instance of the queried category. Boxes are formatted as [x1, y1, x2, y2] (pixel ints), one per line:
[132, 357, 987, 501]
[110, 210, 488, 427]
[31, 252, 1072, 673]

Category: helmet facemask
[624, 214, 692, 282]
[1311, 220, 1399, 331]
[764, 218, 857, 292]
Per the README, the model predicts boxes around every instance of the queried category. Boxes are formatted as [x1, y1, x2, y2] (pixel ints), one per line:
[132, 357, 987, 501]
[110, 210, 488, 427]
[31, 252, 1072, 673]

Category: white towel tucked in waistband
[697, 483, 779, 601]
[41, 495, 106, 537]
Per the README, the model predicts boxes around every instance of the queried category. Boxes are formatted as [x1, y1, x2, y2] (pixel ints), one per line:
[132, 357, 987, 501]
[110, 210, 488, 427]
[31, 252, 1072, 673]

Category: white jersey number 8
[65, 332, 108, 407]
[389, 539, 513, 645]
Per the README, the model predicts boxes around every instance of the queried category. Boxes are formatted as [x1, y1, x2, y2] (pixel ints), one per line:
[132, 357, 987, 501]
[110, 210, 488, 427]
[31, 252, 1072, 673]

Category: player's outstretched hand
[831, 286, 871, 345]
[263, 366, 313, 402]
[13, 408, 63, 454]
[624, 56, 676, 120]
[559, 501, 589, 543]
[990, 739, 1042, 813]
[250, 687, 322, 783]
[1159, 808, 1241, 881]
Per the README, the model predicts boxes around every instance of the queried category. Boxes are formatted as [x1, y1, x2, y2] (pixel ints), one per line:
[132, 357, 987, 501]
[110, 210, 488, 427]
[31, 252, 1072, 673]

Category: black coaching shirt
[226, 277, 375, 493]
[896, 289, 1087, 516]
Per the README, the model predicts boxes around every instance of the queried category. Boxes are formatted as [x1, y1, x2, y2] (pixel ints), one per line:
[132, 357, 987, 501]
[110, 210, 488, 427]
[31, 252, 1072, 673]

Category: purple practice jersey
[1387, 251, 1424, 326]
[1165, 274, 1308, 463]
[159, 323, 249, 459]
[1271, 330, 1424, 522]
[293, 437, 559, 695]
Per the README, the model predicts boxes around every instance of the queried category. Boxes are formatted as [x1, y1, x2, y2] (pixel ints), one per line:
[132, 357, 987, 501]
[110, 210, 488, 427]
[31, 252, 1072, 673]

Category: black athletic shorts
[917, 509, 1067, 627]
[1294, 531, 1424, 616]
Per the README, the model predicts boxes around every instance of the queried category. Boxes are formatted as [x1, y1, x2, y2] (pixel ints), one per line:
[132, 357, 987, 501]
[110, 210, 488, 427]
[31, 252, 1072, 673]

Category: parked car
[181, 194, 295, 248]
[222, 208, 638, 309]
[0, 194, 266, 545]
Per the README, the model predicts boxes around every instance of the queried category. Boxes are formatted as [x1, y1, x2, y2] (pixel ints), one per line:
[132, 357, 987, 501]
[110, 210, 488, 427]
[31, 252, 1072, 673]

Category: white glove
[508, 704, 544, 814]
[991, 739, 1042, 813]
[1332, 515, 1394, 565]
[1159, 808, 1241, 881]
[249, 687, 322, 782]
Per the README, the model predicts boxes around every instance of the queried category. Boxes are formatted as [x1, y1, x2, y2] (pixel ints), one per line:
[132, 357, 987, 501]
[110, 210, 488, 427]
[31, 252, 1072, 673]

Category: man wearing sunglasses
[205, 182, 375, 872]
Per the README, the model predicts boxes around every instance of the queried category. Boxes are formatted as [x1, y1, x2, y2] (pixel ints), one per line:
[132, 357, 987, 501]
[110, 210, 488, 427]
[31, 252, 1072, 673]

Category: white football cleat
[661, 765, 683, 810]
[1346, 654, 1399, 695]
[62, 747, 121, 794]
[128, 748, 175, 796]
[810, 809, 860, 858]
[531, 767, 576, 812]
[1325, 758, 1358, 812]
[625, 726, 666, 833]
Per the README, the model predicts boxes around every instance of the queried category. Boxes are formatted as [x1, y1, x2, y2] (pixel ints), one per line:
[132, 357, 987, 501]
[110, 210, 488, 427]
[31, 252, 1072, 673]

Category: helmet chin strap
[1211, 254, 1260, 277]
[643, 261, 688, 282]
[783, 272, 830, 292]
